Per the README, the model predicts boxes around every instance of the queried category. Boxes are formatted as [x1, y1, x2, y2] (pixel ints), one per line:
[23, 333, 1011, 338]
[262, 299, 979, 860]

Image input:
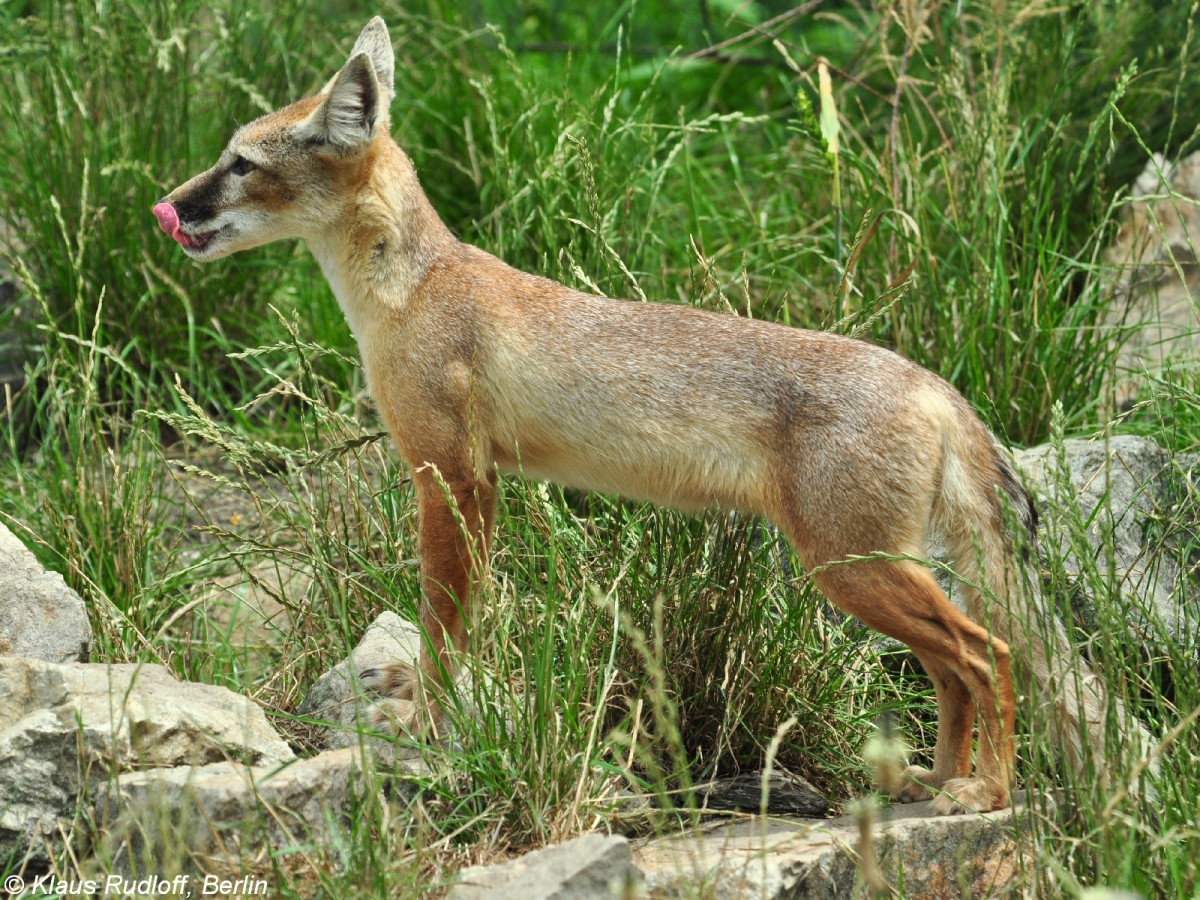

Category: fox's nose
[152, 202, 179, 235]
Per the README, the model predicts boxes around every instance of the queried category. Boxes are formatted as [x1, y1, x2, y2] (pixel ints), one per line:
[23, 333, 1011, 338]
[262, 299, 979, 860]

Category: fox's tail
[934, 414, 1155, 787]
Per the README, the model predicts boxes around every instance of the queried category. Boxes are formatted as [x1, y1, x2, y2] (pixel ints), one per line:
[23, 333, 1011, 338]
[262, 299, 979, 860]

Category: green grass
[2, 0, 1199, 896]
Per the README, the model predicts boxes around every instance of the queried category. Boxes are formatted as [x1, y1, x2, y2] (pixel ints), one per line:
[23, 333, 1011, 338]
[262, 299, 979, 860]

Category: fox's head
[153, 18, 395, 260]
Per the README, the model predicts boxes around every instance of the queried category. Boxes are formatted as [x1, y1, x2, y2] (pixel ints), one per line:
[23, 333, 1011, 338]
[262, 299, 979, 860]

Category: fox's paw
[365, 697, 421, 736]
[891, 765, 940, 804]
[931, 777, 1010, 815]
[361, 662, 419, 701]
[360, 665, 445, 740]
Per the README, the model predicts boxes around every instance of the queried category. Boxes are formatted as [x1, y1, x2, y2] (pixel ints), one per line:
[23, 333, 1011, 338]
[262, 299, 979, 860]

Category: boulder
[449, 797, 1029, 900]
[449, 833, 641, 900]
[1016, 435, 1199, 650]
[0, 656, 293, 861]
[96, 747, 422, 871]
[0, 522, 92, 663]
[635, 793, 1028, 899]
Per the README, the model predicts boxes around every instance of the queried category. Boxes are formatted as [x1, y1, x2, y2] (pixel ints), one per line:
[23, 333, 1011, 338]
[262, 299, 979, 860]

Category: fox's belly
[488, 410, 769, 513]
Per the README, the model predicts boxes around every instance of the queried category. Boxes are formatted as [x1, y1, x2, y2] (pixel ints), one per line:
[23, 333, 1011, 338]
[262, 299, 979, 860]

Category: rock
[296, 611, 421, 756]
[697, 771, 829, 818]
[0, 656, 293, 861]
[449, 833, 642, 900]
[635, 793, 1029, 899]
[1104, 151, 1200, 406]
[0, 521, 92, 663]
[95, 747, 421, 870]
[1016, 435, 1199, 649]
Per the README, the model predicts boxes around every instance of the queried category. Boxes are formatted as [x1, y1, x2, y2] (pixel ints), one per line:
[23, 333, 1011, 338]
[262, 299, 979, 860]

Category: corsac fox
[154, 17, 1148, 814]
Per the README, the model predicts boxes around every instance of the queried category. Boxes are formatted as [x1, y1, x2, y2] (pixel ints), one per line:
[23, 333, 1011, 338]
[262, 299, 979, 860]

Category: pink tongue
[152, 202, 184, 243]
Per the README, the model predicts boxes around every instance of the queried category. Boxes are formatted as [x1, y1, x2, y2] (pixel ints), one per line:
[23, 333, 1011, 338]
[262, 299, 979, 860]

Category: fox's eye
[230, 156, 255, 176]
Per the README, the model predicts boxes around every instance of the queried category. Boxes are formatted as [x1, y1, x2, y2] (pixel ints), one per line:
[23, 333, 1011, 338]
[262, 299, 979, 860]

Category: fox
[153, 17, 1152, 815]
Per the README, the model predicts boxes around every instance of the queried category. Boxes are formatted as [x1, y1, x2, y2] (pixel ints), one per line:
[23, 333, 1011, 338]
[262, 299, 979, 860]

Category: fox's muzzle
[152, 201, 218, 251]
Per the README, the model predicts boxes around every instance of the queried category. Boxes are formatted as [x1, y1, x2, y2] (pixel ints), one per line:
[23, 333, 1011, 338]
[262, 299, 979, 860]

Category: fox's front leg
[367, 464, 496, 736]
[416, 465, 497, 699]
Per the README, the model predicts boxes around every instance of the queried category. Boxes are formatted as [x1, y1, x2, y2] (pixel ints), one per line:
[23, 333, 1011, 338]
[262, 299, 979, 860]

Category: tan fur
[155, 18, 1150, 814]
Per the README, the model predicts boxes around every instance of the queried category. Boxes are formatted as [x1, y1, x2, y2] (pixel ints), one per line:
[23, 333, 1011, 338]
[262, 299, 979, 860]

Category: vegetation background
[1, 0, 1198, 895]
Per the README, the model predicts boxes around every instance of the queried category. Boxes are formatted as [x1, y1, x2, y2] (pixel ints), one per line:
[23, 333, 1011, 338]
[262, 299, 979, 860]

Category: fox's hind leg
[807, 557, 1015, 813]
[893, 652, 975, 801]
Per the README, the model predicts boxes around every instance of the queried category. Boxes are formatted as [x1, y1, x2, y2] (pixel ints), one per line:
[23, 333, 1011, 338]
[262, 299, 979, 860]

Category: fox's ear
[319, 17, 394, 104]
[301, 52, 383, 149]
[348, 16, 394, 101]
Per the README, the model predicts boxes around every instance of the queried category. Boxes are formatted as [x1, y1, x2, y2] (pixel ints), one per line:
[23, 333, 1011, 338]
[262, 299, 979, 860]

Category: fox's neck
[307, 137, 456, 339]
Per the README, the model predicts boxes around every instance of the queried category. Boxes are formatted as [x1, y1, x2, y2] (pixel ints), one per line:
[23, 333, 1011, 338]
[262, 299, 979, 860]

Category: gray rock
[1016, 435, 1199, 649]
[450, 797, 1029, 900]
[296, 611, 422, 756]
[0, 656, 293, 860]
[95, 747, 422, 871]
[635, 793, 1029, 899]
[449, 833, 642, 900]
[0, 522, 92, 663]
